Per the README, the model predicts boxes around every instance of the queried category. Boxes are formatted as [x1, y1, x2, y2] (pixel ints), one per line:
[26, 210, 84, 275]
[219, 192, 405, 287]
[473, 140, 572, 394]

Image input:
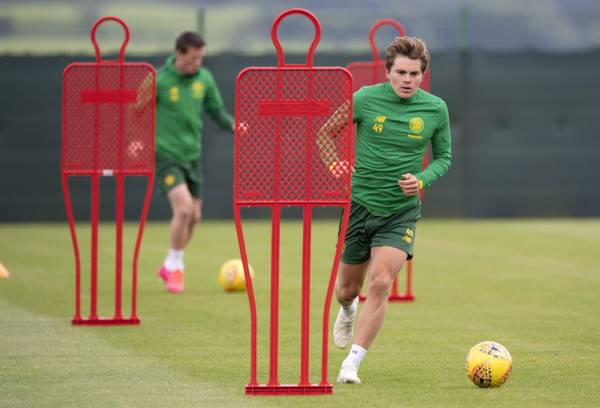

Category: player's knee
[192, 209, 202, 224]
[189, 214, 201, 227]
[175, 205, 194, 222]
[368, 274, 393, 299]
[336, 280, 361, 302]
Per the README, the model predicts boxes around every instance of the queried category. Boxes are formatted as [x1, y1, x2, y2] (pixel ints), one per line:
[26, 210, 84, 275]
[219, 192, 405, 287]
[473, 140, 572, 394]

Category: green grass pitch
[1, 219, 599, 407]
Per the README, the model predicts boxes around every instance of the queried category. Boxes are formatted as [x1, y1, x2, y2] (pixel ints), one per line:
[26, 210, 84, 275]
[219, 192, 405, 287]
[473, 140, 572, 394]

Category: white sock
[164, 248, 184, 271]
[342, 297, 358, 316]
[344, 344, 367, 368]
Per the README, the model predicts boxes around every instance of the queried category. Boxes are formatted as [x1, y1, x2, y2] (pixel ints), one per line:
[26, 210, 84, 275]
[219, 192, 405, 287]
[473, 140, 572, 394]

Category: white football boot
[336, 361, 362, 384]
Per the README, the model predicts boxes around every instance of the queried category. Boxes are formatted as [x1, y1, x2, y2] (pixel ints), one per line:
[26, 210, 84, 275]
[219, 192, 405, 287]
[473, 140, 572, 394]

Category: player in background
[328, 36, 452, 383]
[155, 32, 234, 293]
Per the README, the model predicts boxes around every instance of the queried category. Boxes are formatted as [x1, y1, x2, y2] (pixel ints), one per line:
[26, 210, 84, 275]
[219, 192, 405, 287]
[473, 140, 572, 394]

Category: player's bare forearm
[134, 72, 154, 111]
[316, 101, 351, 171]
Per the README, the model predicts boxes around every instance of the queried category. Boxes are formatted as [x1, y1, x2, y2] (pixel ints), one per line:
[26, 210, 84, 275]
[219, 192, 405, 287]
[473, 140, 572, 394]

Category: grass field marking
[0, 298, 268, 408]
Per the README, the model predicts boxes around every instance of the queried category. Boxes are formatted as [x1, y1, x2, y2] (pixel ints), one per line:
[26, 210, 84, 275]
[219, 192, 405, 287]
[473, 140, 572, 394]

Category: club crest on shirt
[409, 117, 424, 133]
[192, 81, 204, 98]
[169, 86, 179, 102]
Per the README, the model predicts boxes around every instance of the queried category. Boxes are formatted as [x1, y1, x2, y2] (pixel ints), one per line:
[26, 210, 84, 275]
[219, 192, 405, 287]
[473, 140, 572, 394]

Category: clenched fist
[398, 173, 420, 196]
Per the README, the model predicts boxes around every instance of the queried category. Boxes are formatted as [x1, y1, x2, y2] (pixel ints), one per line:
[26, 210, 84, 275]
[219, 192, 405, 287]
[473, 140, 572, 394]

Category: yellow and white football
[466, 341, 513, 388]
[218, 259, 254, 292]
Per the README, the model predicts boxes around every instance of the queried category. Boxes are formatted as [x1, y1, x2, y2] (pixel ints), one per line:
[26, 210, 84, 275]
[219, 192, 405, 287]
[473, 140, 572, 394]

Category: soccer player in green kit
[155, 32, 234, 293]
[333, 36, 452, 383]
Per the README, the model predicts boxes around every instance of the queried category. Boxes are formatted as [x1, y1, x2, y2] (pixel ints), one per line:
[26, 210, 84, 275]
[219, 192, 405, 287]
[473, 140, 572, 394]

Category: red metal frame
[348, 19, 431, 303]
[61, 16, 156, 325]
[234, 8, 353, 395]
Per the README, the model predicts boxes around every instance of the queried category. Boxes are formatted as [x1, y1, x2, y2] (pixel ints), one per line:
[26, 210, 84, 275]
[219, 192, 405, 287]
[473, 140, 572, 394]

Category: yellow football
[218, 259, 254, 292]
[466, 341, 513, 388]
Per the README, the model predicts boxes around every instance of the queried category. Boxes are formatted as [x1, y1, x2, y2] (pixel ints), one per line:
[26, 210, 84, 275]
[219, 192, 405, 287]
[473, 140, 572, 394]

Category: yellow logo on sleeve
[164, 174, 176, 186]
[169, 87, 179, 102]
[409, 117, 425, 133]
[192, 81, 204, 98]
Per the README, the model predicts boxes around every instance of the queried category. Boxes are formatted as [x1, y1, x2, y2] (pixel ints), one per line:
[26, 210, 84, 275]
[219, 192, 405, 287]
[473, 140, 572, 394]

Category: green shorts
[155, 157, 203, 198]
[340, 201, 421, 264]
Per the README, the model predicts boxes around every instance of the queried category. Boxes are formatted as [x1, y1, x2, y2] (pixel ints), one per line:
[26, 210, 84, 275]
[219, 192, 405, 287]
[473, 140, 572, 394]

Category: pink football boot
[157, 266, 184, 293]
